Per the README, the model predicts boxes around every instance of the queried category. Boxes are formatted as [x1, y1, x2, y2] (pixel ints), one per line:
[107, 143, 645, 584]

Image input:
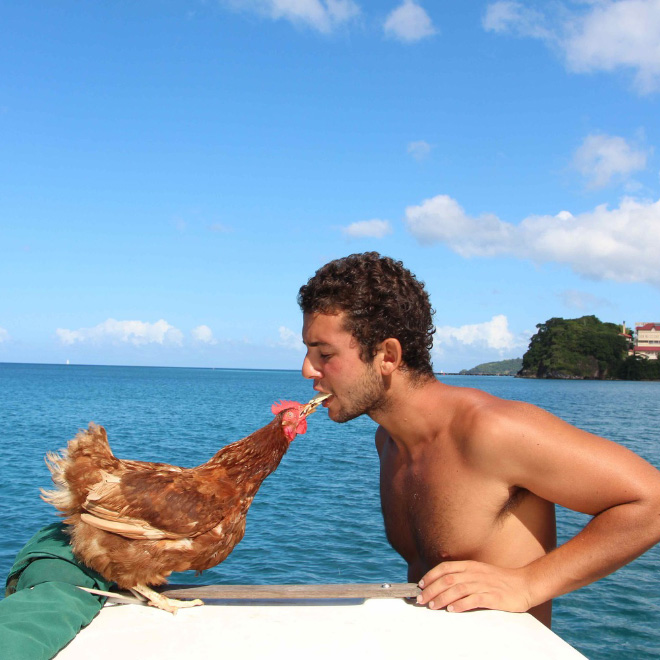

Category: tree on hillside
[520, 316, 628, 379]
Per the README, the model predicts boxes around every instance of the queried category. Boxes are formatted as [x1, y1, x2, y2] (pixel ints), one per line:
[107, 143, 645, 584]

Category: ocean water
[1, 363, 659, 659]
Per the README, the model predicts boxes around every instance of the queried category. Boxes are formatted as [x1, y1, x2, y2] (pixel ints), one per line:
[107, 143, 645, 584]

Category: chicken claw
[130, 584, 204, 614]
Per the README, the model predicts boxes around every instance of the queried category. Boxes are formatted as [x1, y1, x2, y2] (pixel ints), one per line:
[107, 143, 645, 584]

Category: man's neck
[370, 376, 449, 451]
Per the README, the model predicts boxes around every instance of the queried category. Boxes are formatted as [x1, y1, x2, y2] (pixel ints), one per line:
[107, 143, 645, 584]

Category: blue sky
[1, 0, 659, 372]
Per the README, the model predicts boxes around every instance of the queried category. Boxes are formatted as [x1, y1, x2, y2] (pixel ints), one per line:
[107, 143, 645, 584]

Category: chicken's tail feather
[41, 447, 75, 513]
[67, 423, 114, 459]
[41, 423, 116, 515]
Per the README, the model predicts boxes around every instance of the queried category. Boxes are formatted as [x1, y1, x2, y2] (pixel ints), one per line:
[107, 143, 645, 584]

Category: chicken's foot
[130, 584, 204, 614]
[78, 586, 145, 604]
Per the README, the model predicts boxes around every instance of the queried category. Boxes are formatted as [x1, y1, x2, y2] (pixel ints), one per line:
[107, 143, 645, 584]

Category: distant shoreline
[0, 361, 301, 374]
[0, 362, 508, 376]
[3, 363, 657, 381]
[436, 372, 514, 377]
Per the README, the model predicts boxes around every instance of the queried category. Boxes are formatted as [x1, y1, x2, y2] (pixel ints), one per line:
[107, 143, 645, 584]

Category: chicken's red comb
[271, 400, 302, 415]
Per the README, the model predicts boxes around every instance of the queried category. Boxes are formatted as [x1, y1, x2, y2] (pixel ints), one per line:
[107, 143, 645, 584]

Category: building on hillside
[633, 322, 660, 360]
[620, 322, 633, 343]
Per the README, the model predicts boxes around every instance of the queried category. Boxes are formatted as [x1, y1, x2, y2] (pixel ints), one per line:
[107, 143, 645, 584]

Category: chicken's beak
[300, 392, 332, 417]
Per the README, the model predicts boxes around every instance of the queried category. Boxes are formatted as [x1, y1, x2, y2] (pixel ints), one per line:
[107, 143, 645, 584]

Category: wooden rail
[160, 583, 421, 600]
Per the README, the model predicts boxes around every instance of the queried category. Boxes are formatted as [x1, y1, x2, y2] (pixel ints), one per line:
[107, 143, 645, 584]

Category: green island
[459, 358, 523, 376]
[518, 316, 660, 380]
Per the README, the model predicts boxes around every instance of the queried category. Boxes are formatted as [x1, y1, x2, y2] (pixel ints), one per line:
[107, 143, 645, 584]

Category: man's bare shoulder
[441, 384, 538, 433]
[442, 384, 660, 516]
[441, 386, 550, 470]
[446, 385, 638, 489]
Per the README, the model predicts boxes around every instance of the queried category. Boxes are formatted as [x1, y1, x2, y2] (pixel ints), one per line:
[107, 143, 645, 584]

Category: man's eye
[320, 353, 332, 360]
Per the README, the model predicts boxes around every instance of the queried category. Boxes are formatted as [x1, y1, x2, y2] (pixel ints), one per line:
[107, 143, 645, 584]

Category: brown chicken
[41, 393, 329, 613]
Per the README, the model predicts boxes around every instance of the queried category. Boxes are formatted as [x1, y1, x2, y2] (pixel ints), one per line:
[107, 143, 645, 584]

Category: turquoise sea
[1, 363, 659, 659]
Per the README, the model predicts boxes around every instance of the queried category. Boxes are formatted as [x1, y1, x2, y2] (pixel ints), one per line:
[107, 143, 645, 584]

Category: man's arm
[417, 400, 660, 615]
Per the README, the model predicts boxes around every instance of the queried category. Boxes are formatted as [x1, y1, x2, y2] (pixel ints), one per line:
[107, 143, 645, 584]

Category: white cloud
[225, 0, 361, 33]
[405, 194, 513, 257]
[572, 133, 649, 189]
[384, 1, 436, 42]
[56, 319, 184, 347]
[192, 325, 217, 345]
[326, 0, 360, 23]
[342, 219, 393, 239]
[278, 326, 304, 351]
[482, 1, 552, 40]
[407, 140, 432, 161]
[434, 315, 521, 352]
[483, 0, 660, 93]
[0, 327, 9, 343]
[564, 0, 660, 93]
[405, 193, 660, 286]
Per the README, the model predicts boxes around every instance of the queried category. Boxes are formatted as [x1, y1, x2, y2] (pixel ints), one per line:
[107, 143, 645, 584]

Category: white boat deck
[56, 596, 587, 659]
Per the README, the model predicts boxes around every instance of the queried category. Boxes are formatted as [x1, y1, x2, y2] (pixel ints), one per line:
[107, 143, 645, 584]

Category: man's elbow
[637, 486, 660, 547]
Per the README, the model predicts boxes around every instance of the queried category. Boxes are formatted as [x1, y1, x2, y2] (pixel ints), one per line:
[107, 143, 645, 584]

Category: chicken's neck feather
[206, 419, 290, 492]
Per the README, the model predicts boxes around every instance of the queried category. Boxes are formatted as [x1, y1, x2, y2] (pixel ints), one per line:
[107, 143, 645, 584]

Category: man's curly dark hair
[298, 252, 436, 379]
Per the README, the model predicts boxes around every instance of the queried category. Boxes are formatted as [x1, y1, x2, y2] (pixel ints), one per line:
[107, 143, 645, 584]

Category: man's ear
[378, 338, 403, 376]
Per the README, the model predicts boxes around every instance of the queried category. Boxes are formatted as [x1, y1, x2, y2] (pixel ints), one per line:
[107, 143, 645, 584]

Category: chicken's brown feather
[108, 466, 239, 536]
[41, 414, 298, 596]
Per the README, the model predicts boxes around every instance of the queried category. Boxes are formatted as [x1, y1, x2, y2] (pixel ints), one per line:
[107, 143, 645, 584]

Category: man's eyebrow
[305, 340, 332, 348]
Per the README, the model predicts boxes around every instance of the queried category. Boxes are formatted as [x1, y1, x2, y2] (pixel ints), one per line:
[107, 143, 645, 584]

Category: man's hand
[417, 560, 535, 614]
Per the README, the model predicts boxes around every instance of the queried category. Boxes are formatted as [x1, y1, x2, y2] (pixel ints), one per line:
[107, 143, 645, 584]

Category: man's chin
[328, 404, 365, 424]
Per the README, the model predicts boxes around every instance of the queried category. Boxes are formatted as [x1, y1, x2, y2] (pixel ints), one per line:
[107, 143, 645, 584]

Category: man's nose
[302, 355, 322, 380]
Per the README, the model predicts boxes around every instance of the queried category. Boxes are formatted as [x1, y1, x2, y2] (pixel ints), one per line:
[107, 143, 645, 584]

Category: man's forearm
[526, 500, 660, 606]
[417, 499, 660, 618]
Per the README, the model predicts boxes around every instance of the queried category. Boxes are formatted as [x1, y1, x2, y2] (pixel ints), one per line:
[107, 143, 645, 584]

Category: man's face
[302, 312, 386, 423]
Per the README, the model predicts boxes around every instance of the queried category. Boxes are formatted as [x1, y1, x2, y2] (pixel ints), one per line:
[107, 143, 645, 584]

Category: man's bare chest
[379, 450, 507, 567]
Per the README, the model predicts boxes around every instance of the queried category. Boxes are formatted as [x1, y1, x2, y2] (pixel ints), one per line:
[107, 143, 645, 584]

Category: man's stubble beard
[332, 361, 389, 424]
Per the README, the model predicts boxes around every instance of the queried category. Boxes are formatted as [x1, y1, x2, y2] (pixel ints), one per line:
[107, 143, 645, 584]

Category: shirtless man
[298, 251, 660, 627]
